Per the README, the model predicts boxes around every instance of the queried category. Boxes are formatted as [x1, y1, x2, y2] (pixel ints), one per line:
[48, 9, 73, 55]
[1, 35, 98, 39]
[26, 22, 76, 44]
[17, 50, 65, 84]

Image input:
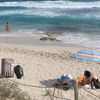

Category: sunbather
[84, 70, 99, 85]
[78, 70, 100, 89]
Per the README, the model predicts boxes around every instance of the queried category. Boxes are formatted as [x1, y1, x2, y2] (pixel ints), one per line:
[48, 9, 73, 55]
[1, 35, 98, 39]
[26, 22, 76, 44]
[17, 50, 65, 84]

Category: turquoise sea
[0, 0, 100, 47]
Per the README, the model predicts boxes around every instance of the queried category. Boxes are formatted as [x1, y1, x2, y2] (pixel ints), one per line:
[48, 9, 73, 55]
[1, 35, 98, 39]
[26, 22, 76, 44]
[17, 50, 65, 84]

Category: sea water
[0, 0, 100, 47]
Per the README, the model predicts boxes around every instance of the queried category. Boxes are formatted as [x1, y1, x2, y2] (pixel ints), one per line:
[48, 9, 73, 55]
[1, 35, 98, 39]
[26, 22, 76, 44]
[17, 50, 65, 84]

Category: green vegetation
[0, 78, 32, 100]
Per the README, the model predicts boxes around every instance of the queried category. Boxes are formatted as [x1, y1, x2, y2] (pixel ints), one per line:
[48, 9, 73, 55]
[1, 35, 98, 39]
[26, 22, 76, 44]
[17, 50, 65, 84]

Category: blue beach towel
[78, 50, 100, 56]
[69, 54, 100, 62]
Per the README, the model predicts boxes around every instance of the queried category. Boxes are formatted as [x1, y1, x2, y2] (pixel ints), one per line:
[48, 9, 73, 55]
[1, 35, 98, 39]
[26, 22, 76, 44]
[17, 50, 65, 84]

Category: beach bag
[14, 65, 24, 79]
[92, 78, 100, 89]
[55, 74, 74, 90]
[57, 74, 73, 82]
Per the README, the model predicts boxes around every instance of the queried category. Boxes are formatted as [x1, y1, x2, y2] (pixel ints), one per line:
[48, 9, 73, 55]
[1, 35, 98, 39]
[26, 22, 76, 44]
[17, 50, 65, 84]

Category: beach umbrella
[69, 48, 100, 62]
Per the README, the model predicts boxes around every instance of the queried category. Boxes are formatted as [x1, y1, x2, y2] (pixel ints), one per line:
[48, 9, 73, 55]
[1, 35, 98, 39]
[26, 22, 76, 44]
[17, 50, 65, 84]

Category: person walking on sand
[6, 22, 10, 32]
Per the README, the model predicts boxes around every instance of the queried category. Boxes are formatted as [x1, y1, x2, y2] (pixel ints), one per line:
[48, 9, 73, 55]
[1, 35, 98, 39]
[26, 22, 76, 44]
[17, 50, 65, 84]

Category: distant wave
[0, 9, 59, 17]
[0, 1, 100, 9]
[0, 8, 100, 19]
[0, 0, 99, 2]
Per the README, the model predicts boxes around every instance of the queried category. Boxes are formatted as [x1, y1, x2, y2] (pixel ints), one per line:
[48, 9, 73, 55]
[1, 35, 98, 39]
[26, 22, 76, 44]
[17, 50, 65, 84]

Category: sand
[0, 42, 100, 100]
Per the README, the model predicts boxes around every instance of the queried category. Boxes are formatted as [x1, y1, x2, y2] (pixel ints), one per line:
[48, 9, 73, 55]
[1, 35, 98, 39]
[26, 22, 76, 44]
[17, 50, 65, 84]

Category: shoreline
[0, 36, 88, 49]
[0, 32, 100, 48]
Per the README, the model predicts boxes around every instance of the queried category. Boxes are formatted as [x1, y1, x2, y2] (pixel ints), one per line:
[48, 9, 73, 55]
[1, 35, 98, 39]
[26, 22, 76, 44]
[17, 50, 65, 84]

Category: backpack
[14, 65, 24, 79]
[91, 78, 100, 89]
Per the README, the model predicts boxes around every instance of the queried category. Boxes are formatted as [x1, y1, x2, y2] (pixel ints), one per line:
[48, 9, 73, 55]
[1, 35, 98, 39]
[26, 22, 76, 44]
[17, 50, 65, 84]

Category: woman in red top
[6, 22, 10, 32]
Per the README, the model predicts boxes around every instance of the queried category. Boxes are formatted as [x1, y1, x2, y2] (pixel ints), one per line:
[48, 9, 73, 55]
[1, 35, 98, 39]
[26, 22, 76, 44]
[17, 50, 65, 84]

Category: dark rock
[40, 37, 57, 41]
[40, 37, 49, 41]
[50, 37, 56, 41]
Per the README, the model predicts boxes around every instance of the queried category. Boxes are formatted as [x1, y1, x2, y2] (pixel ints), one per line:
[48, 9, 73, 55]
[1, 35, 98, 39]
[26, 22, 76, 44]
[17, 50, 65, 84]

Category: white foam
[0, 28, 45, 37]
[0, 1, 100, 9]
[14, 29, 45, 35]
[56, 32, 100, 48]
[0, 7, 100, 19]
[0, 9, 61, 17]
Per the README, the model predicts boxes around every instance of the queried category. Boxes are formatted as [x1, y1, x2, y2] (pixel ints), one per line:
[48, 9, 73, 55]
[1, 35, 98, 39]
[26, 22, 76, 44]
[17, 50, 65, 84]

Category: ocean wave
[0, 8, 100, 19]
[0, 1, 100, 9]
[0, 9, 61, 17]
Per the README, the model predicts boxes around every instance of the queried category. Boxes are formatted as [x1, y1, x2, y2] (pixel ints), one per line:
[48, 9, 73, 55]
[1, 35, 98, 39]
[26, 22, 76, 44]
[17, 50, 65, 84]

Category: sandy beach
[0, 37, 100, 100]
[0, 0, 100, 99]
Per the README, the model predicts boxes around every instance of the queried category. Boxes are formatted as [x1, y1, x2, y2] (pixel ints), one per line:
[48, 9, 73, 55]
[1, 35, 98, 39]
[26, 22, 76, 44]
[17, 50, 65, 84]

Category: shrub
[0, 78, 32, 100]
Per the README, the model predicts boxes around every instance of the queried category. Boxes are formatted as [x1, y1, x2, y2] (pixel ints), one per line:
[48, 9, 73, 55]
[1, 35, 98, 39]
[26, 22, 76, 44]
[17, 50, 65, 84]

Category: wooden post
[73, 80, 78, 100]
[1, 58, 14, 77]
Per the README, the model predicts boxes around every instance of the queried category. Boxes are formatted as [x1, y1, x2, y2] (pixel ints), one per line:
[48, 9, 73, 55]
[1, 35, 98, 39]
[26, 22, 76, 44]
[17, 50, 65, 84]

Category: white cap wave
[0, 1, 100, 9]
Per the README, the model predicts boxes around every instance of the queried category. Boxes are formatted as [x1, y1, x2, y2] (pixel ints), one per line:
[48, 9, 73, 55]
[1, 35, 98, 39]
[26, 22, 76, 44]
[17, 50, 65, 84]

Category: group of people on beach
[54, 70, 100, 89]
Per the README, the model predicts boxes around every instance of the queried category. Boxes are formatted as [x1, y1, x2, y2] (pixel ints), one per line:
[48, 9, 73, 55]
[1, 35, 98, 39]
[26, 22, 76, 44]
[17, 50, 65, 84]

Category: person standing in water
[6, 22, 10, 32]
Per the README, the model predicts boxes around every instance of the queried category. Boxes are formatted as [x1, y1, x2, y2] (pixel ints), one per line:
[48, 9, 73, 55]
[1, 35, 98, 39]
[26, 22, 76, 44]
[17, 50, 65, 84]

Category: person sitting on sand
[78, 70, 99, 88]
[84, 70, 99, 85]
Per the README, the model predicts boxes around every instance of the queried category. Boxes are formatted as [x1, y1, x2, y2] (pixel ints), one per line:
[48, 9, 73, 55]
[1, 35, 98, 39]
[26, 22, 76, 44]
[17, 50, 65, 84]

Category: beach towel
[57, 74, 73, 82]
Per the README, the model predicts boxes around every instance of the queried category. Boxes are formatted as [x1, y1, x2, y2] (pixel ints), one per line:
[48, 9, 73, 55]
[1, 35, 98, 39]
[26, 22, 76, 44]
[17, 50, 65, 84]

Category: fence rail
[4, 78, 99, 100]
